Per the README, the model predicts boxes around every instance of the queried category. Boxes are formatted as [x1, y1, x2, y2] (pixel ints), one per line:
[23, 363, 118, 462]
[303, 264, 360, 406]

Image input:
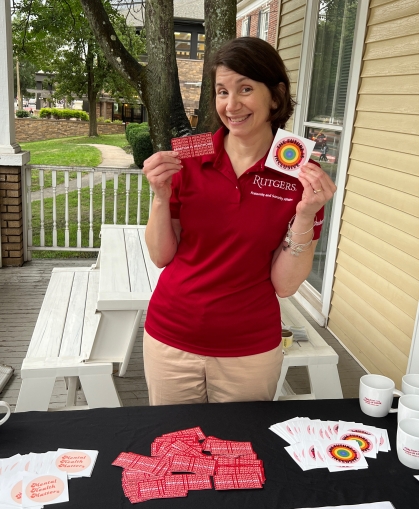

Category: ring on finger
[313, 188, 323, 194]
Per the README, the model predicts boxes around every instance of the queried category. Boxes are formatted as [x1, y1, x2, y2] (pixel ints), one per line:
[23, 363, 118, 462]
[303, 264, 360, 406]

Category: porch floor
[0, 258, 366, 411]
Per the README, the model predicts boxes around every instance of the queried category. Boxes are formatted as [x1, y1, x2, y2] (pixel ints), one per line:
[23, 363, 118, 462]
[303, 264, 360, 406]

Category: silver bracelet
[283, 215, 316, 257]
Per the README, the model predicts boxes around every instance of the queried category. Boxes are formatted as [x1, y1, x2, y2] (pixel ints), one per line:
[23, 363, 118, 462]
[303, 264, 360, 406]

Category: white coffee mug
[397, 418, 419, 469]
[402, 374, 419, 395]
[398, 395, 419, 423]
[359, 374, 403, 417]
[0, 401, 11, 425]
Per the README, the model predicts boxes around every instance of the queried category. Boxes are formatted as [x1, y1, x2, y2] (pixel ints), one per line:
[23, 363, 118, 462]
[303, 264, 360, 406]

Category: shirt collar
[202, 126, 270, 174]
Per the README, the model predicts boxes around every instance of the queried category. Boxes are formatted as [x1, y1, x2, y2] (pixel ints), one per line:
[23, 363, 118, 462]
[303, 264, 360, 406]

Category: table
[3, 399, 418, 508]
[94, 225, 162, 376]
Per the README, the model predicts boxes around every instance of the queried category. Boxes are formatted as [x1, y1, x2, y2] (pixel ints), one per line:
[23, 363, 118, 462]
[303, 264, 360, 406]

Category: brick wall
[236, 0, 279, 47]
[0, 167, 23, 266]
[177, 59, 204, 116]
[15, 119, 125, 143]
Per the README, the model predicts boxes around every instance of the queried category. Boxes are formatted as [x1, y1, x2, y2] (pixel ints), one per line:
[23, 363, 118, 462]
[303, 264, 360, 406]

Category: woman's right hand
[143, 151, 182, 201]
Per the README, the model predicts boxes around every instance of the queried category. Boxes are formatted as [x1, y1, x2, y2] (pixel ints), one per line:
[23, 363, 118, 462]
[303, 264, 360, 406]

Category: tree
[13, 0, 145, 136]
[79, 0, 237, 150]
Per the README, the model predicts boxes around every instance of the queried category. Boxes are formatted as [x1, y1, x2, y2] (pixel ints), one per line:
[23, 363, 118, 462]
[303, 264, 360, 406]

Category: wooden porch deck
[0, 259, 366, 411]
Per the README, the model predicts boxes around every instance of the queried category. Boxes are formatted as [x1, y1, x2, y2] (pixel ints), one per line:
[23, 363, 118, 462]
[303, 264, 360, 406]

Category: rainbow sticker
[265, 128, 315, 178]
[274, 138, 305, 170]
[327, 443, 360, 464]
[341, 433, 373, 453]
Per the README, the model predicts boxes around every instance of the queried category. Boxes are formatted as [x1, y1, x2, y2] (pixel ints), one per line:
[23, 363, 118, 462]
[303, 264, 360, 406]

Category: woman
[142, 37, 336, 405]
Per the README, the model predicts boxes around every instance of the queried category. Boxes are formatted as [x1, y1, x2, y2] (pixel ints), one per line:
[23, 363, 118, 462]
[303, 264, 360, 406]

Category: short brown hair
[210, 37, 295, 130]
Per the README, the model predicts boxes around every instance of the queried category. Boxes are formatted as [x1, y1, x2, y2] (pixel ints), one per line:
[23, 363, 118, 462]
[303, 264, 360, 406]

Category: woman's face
[215, 66, 276, 140]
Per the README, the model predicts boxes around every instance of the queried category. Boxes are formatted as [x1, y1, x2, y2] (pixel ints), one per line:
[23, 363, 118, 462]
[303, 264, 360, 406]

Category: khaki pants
[143, 330, 284, 405]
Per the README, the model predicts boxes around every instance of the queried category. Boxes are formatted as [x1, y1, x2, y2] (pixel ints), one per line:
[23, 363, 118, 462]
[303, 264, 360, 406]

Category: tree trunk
[142, 0, 191, 150]
[86, 45, 99, 137]
[196, 0, 237, 133]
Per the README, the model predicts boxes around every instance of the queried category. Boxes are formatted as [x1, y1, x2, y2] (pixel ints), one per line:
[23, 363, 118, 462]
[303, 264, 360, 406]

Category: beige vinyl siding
[277, 0, 307, 127]
[328, 0, 419, 388]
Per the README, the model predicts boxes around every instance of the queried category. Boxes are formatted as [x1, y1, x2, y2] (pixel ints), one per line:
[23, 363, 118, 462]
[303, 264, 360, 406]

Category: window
[197, 34, 205, 60]
[303, 0, 358, 295]
[241, 17, 250, 37]
[258, 9, 269, 41]
[175, 32, 191, 58]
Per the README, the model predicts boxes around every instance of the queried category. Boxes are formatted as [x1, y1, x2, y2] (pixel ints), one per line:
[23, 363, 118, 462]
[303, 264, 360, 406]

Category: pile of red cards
[171, 133, 215, 159]
[112, 426, 265, 503]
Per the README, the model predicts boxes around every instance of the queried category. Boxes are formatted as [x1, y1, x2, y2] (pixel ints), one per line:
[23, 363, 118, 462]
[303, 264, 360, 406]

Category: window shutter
[257, 11, 262, 38]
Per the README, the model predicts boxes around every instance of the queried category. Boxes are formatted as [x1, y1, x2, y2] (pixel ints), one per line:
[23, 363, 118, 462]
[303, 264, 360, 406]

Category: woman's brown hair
[210, 37, 295, 130]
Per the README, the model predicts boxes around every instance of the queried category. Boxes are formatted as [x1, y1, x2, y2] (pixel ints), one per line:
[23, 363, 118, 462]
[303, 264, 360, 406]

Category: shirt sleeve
[169, 170, 182, 219]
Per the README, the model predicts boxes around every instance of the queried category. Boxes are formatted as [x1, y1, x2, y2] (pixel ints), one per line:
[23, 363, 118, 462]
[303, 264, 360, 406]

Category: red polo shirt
[145, 128, 323, 357]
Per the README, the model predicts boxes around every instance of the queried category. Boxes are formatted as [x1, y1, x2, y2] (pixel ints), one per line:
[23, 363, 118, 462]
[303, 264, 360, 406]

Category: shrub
[113, 119, 123, 125]
[104, 118, 112, 123]
[38, 107, 89, 121]
[16, 110, 29, 118]
[97, 116, 105, 123]
[39, 108, 52, 118]
[131, 130, 153, 168]
[125, 122, 149, 145]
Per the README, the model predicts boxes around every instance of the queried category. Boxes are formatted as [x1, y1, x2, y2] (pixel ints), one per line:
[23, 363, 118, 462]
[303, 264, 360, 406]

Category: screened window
[304, 0, 358, 293]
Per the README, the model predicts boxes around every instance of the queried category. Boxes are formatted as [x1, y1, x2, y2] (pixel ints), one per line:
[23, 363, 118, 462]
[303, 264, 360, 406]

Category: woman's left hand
[297, 162, 337, 218]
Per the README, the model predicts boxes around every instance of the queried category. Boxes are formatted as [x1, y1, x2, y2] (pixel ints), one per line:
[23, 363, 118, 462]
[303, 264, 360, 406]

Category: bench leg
[65, 377, 79, 407]
[308, 365, 343, 399]
[15, 377, 55, 412]
[79, 373, 122, 408]
[273, 362, 290, 401]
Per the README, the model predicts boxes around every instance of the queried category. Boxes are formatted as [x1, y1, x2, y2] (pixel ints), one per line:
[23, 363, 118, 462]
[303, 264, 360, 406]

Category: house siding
[328, 0, 419, 388]
[276, 0, 307, 128]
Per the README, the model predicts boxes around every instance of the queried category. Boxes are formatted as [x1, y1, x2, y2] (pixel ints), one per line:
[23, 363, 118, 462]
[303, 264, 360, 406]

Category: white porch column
[0, 0, 30, 267]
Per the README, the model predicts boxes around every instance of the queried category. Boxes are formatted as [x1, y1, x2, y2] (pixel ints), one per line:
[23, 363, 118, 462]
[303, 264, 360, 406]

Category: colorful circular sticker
[55, 451, 91, 473]
[25, 475, 65, 503]
[274, 138, 306, 171]
[327, 443, 360, 464]
[341, 433, 373, 453]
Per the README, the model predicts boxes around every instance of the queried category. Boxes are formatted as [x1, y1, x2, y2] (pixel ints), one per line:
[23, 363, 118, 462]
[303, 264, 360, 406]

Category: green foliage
[39, 108, 89, 121]
[112, 120, 123, 125]
[16, 110, 29, 118]
[131, 130, 153, 168]
[13, 0, 145, 135]
[125, 122, 149, 145]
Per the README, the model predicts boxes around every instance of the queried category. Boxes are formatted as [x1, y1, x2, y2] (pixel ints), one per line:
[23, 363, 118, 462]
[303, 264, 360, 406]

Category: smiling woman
[141, 37, 337, 407]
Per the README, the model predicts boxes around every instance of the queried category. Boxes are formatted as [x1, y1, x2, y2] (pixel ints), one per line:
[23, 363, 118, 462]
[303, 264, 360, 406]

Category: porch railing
[23, 165, 152, 259]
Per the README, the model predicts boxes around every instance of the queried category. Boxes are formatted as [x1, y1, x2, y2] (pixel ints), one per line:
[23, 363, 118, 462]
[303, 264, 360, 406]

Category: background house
[236, 0, 279, 46]
[269, 0, 419, 386]
[123, 0, 205, 119]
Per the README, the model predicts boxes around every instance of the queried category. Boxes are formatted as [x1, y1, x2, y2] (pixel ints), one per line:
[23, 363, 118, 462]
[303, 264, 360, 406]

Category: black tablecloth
[2, 399, 418, 508]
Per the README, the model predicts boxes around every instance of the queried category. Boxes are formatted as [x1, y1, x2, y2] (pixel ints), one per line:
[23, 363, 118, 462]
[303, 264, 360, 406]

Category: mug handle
[388, 389, 404, 413]
[0, 401, 11, 425]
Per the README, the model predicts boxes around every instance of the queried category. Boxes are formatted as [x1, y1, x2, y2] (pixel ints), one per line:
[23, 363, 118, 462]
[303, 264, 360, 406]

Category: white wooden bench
[16, 226, 160, 412]
[15, 267, 121, 412]
[274, 297, 343, 400]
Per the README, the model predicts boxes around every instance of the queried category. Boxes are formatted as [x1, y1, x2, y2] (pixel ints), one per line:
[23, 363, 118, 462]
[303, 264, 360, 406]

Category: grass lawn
[21, 134, 131, 192]
[21, 133, 129, 165]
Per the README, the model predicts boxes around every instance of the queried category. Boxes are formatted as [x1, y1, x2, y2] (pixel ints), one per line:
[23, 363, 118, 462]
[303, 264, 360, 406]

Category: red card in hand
[171, 133, 214, 158]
